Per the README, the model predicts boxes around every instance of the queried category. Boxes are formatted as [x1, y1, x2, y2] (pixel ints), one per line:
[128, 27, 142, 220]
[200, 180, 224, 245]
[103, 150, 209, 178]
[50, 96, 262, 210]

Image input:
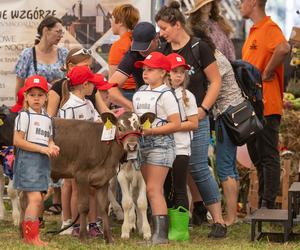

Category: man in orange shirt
[108, 4, 139, 101]
[240, 0, 290, 209]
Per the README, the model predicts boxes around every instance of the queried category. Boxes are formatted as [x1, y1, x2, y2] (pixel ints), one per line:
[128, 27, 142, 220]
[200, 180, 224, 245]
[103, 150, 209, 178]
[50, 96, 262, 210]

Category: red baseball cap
[167, 53, 191, 70]
[134, 52, 171, 71]
[89, 74, 118, 91]
[67, 65, 95, 86]
[10, 87, 25, 113]
[23, 75, 48, 93]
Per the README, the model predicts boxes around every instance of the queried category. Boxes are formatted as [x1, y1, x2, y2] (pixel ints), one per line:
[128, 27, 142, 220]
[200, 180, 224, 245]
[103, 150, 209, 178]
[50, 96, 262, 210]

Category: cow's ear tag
[143, 118, 151, 129]
[101, 118, 116, 141]
[104, 118, 113, 129]
[0, 118, 3, 126]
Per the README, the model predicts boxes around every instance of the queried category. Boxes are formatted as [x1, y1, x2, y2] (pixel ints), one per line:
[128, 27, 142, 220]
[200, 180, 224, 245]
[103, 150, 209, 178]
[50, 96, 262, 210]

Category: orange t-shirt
[108, 31, 136, 90]
[242, 16, 286, 116]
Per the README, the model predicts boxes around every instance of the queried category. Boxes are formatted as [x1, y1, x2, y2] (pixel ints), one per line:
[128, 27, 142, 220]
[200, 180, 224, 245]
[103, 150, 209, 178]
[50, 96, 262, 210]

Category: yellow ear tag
[0, 119, 3, 126]
[143, 118, 151, 129]
[104, 118, 113, 129]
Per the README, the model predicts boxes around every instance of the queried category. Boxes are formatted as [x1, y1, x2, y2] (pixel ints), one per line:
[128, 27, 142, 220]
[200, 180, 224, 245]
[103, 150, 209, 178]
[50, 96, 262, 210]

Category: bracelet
[200, 105, 209, 115]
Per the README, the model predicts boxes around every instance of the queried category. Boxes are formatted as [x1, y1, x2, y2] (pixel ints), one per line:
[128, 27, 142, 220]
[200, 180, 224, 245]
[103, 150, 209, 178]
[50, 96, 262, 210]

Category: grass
[1, 206, 300, 250]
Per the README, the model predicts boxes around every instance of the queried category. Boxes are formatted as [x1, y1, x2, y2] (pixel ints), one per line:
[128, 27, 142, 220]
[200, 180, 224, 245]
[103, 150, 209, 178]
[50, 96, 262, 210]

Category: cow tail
[46, 213, 79, 235]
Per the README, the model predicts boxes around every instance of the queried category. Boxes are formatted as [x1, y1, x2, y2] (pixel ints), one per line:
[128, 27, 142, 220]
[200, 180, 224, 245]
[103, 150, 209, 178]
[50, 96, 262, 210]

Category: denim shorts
[13, 149, 50, 192]
[215, 118, 240, 181]
[140, 135, 176, 168]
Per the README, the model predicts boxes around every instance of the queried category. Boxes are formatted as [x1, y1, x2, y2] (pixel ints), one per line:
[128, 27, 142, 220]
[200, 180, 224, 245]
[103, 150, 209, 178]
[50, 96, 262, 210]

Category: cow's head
[0, 105, 17, 147]
[101, 111, 142, 152]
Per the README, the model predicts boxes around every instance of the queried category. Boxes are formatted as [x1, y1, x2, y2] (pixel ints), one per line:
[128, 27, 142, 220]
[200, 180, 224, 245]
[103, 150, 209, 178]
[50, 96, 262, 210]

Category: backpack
[230, 60, 265, 125]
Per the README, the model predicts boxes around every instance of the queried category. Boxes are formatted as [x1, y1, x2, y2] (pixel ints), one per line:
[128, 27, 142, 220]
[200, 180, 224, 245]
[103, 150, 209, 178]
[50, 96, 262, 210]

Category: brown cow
[20, 111, 142, 243]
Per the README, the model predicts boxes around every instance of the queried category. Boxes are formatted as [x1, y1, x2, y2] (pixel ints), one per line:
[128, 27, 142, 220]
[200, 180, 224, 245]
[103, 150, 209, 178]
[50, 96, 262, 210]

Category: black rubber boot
[151, 215, 169, 245]
[192, 201, 208, 226]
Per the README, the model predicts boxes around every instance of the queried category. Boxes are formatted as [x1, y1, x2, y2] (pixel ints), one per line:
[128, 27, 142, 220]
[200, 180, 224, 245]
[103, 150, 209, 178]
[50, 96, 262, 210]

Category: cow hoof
[143, 233, 151, 241]
[121, 232, 130, 239]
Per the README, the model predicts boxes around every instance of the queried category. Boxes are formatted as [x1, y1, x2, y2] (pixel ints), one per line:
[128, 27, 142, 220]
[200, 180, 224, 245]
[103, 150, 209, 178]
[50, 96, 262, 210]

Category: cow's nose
[127, 143, 137, 152]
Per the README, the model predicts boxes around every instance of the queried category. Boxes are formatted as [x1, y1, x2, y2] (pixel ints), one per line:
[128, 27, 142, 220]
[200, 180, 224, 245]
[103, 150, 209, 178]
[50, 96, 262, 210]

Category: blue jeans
[215, 118, 239, 182]
[189, 117, 221, 205]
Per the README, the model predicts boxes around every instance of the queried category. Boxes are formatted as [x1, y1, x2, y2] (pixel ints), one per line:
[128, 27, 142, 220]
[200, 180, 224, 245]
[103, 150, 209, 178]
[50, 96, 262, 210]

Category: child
[58, 65, 102, 237]
[165, 53, 198, 241]
[132, 52, 180, 244]
[13, 75, 60, 246]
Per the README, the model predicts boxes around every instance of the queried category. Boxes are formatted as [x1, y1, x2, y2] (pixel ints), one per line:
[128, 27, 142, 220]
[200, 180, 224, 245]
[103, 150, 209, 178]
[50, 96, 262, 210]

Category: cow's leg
[76, 179, 89, 241]
[0, 168, 5, 220]
[19, 191, 27, 238]
[118, 169, 135, 239]
[108, 184, 124, 221]
[136, 171, 151, 240]
[96, 184, 112, 243]
[7, 179, 20, 226]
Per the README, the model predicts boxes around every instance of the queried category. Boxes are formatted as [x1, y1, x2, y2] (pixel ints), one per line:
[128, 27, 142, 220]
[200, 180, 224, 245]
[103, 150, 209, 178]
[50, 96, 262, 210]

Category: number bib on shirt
[24, 112, 52, 146]
[133, 86, 171, 127]
[61, 103, 95, 121]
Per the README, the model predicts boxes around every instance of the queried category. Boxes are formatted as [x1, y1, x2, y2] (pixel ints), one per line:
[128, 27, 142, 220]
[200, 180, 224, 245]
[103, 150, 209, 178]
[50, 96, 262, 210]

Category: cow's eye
[118, 125, 124, 132]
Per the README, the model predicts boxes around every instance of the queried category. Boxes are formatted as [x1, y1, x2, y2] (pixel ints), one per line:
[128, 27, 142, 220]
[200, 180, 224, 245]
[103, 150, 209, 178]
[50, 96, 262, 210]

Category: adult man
[240, 0, 290, 209]
[108, 21, 159, 99]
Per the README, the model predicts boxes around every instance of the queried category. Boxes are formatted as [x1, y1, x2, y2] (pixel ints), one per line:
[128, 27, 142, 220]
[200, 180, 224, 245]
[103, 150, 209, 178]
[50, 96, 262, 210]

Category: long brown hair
[188, 1, 233, 37]
[59, 48, 92, 107]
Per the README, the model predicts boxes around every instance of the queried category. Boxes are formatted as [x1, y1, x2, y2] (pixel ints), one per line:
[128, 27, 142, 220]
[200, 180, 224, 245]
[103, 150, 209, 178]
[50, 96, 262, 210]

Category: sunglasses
[71, 48, 92, 57]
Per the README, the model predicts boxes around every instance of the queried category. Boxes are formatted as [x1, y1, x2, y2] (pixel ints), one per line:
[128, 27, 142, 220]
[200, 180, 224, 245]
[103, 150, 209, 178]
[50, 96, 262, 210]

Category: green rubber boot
[168, 206, 189, 241]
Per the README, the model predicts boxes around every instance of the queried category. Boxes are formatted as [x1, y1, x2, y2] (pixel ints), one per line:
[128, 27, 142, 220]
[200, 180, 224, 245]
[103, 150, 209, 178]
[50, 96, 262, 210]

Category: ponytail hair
[60, 78, 70, 108]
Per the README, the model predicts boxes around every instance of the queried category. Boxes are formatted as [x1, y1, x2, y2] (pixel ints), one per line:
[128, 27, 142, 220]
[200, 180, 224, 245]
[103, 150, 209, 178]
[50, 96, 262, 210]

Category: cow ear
[101, 112, 117, 125]
[140, 112, 156, 128]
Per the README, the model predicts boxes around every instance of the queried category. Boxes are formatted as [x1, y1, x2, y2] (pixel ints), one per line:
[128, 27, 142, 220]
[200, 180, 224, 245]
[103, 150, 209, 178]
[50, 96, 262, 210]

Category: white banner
[0, 0, 152, 106]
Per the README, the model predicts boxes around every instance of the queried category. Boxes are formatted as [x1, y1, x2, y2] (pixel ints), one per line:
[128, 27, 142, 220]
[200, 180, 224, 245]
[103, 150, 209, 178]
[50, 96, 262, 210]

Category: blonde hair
[167, 71, 190, 107]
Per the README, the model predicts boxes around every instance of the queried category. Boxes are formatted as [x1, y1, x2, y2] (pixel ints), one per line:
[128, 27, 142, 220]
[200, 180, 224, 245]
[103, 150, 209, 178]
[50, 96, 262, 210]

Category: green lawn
[0, 211, 300, 250]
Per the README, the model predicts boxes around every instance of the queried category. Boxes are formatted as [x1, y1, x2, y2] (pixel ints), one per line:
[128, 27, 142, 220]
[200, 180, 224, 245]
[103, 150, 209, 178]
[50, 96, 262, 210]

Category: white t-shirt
[133, 84, 179, 127]
[173, 87, 198, 156]
[59, 93, 100, 121]
[14, 107, 52, 146]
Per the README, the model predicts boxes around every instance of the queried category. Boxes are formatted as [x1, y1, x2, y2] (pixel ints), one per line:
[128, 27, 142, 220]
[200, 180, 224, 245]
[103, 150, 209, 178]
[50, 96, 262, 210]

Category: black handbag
[221, 100, 263, 146]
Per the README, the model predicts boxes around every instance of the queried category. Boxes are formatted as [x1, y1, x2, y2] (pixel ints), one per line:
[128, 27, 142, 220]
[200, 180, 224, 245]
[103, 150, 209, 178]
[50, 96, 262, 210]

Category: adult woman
[15, 15, 68, 96]
[108, 4, 140, 100]
[186, 0, 236, 61]
[155, 1, 226, 238]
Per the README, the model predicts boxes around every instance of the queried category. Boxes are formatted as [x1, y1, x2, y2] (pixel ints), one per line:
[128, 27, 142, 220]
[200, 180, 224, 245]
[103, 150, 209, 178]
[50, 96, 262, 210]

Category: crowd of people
[9, 0, 290, 246]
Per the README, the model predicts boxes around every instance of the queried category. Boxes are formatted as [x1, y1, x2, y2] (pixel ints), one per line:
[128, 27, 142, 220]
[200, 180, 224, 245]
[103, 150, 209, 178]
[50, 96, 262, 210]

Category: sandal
[45, 203, 62, 215]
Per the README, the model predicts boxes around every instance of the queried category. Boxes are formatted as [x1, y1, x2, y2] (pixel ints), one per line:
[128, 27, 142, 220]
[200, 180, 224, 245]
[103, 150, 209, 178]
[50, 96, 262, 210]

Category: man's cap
[11, 87, 25, 113]
[131, 22, 156, 52]
[89, 74, 118, 91]
[23, 75, 48, 93]
[167, 53, 191, 70]
[67, 65, 95, 86]
[134, 52, 171, 71]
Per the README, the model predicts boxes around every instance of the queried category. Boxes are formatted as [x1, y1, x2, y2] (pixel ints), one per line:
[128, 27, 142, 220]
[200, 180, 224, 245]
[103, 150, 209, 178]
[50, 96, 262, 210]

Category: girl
[13, 75, 60, 246]
[165, 53, 198, 241]
[47, 48, 112, 235]
[155, 1, 227, 238]
[58, 65, 102, 237]
[132, 51, 180, 244]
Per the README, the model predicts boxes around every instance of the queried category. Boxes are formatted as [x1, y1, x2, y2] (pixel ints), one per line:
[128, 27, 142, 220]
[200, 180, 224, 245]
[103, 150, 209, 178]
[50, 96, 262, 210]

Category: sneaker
[71, 224, 80, 237]
[88, 223, 103, 237]
[59, 219, 73, 235]
[208, 223, 227, 238]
